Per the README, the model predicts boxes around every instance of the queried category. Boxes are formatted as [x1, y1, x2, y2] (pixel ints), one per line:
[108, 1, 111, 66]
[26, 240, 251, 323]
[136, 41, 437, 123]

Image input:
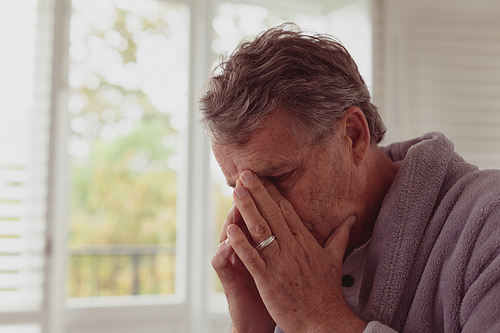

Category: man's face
[212, 113, 360, 247]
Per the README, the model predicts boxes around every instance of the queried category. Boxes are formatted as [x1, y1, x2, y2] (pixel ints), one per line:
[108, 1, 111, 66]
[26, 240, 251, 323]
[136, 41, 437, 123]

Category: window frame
[44, 0, 226, 331]
[30, 0, 500, 331]
[4, 0, 373, 332]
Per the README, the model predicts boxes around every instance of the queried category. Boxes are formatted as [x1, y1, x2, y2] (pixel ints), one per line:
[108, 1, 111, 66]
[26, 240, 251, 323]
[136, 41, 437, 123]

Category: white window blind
[0, 0, 54, 312]
[377, 0, 500, 170]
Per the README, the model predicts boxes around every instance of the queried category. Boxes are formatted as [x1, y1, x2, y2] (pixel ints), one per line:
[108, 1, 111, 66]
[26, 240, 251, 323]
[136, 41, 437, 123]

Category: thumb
[324, 215, 356, 259]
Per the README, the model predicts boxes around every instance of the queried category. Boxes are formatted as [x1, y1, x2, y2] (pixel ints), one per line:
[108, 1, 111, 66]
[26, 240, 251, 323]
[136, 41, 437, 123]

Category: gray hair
[199, 23, 385, 145]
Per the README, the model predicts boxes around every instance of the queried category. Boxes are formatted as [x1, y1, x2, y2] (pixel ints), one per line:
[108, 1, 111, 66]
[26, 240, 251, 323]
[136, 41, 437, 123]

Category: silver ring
[256, 235, 276, 251]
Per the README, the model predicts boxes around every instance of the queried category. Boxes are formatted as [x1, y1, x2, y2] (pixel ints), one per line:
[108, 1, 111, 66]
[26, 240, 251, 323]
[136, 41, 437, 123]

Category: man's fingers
[211, 239, 236, 280]
[261, 178, 306, 234]
[233, 180, 275, 245]
[227, 224, 267, 276]
[237, 171, 291, 242]
[219, 203, 242, 243]
[324, 215, 356, 259]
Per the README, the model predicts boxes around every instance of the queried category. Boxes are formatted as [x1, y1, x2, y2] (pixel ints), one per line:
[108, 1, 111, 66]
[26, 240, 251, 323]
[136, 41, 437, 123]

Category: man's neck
[346, 145, 400, 256]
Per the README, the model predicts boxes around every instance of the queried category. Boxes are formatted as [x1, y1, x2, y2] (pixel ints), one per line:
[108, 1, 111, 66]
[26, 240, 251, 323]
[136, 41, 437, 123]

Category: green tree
[68, 1, 185, 297]
[69, 119, 177, 245]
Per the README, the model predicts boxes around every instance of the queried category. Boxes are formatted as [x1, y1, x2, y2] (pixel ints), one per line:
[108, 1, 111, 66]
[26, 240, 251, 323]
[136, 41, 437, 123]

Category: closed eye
[266, 172, 291, 183]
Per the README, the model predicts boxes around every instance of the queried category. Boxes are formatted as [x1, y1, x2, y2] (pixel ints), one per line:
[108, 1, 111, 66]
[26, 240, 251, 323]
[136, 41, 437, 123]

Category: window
[1, 0, 373, 332]
[67, 0, 189, 300]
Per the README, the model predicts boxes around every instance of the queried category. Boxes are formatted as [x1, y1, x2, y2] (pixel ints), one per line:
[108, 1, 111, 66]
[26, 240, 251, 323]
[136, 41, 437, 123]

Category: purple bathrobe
[276, 132, 500, 332]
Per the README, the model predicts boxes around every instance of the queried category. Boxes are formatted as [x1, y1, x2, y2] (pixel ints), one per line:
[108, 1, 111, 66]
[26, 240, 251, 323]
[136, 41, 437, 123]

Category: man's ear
[342, 106, 370, 165]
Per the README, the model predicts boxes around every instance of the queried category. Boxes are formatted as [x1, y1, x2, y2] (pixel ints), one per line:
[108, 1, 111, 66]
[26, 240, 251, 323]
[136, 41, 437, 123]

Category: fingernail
[234, 186, 247, 198]
[280, 200, 294, 214]
[241, 170, 255, 182]
[228, 224, 239, 235]
[347, 215, 357, 228]
[224, 238, 230, 245]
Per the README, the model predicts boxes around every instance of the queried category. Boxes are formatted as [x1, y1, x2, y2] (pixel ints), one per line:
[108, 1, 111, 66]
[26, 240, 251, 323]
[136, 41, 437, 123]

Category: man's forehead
[211, 114, 303, 187]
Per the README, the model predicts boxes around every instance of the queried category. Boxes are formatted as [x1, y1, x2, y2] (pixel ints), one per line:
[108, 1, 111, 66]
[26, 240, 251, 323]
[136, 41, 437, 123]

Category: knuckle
[247, 180, 265, 192]
[230, 232, 248, 248]
[252, 221, 270, 238]
[280, 200, 294, 215]
[240, 246, 259, 265]
[239, 200, 254, 212]
[289, 243, 307, 261]
[264, 203, 282, 219]
[211, 252, 221, 269]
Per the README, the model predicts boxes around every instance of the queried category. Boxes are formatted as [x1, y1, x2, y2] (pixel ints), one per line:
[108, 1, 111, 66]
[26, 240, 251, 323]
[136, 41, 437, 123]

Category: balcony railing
[68, 244, 176, 297]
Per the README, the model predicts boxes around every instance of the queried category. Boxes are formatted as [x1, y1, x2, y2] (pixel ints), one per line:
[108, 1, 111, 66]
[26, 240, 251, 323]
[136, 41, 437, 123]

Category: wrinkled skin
[211, 108, 399, 333]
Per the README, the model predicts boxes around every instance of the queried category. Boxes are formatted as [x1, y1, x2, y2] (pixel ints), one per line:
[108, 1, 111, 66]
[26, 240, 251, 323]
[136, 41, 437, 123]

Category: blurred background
[0, 0, 498, 332]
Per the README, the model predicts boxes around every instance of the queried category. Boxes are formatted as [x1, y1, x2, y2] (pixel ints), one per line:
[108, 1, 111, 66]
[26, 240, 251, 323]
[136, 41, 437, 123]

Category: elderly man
[200, 24, 500, 333]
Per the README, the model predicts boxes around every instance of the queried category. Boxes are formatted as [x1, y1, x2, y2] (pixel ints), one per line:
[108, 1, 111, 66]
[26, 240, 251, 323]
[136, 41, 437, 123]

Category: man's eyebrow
[225, 163, 289, 189]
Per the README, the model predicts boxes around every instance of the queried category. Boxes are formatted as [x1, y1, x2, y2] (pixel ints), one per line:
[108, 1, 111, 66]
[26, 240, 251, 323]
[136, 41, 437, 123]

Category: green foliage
[69, 1, 180, 246]
[69, 119, 177, 245]
[68, 254, 175, 297]
[67, 1, 183, 297]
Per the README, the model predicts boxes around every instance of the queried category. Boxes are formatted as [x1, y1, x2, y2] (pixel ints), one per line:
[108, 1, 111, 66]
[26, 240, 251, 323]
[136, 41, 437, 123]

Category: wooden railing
[68, 244, 176, 297]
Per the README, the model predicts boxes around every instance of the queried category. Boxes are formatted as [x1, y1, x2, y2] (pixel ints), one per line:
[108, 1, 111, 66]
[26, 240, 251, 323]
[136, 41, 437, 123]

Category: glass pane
[67, 0, 189, 298]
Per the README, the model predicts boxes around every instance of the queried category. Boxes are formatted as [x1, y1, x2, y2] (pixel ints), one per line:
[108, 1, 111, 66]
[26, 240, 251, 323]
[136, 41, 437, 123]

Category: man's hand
[226, 170, 367, 333]
[212, 203, 276, 333]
